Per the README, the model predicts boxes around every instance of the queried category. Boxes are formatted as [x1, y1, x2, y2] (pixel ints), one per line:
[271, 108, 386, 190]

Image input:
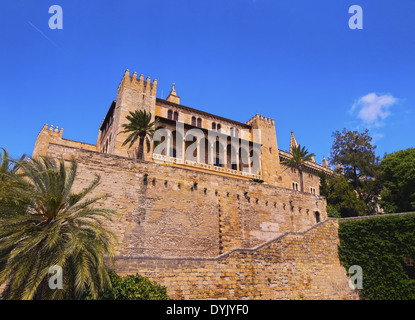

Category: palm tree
[0, 154, 118, 299]
[0, 148, 26, 209]
[119, 110, 158, 160]
[0, 148, 25, 184]
[282, 145, 315, 192]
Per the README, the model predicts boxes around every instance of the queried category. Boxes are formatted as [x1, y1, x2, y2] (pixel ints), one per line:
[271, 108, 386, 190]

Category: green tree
[325, 175, 367, 217]
[379, 148, 415, 213]
[318, 171, 329, 198]
[0, 154, 118, 300]
[326, 204, 341, 218]
[329, 128, 382, 214]
[282, 145, 315, 192]
[330, 128, 378, 186]
[119, 110, 158, 160]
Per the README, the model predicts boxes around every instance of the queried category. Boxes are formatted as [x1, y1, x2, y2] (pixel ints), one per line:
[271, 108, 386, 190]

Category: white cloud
[350, 93, 398, 127]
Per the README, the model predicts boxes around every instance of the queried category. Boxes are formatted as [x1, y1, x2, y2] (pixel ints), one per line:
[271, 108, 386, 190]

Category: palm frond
[0, 151, 118, 300]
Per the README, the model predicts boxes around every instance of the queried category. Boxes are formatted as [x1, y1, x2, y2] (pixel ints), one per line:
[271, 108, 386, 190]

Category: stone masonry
[37, 143, 358, 299]
[29, 70, 357, 299]
[115, 219, 358, 300]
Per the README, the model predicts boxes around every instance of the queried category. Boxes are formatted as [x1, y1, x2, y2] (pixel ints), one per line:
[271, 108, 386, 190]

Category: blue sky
[1, 0, 414, 165]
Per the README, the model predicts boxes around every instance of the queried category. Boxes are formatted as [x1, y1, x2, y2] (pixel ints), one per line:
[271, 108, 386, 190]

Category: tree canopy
[328, 128, 382, 215]
[322, 175, 367, 217]
[119, 110, 158, 160]
[379, 148, 415, 213]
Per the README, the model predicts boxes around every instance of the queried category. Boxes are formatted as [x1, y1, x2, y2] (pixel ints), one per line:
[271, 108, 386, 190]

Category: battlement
[41, 124, 64, 137]
[118, 69, 158, 97]
[246, 113, 275, 126]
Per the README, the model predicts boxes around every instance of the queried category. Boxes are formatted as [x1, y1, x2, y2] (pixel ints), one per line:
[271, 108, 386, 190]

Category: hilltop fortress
[32, 70, 357, 299]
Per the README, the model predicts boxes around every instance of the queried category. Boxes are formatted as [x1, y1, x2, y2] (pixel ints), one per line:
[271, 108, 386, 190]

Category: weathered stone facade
[116, 219, 358, 300]
[30, 70, 357, 299]
[44, 144, 328, 258]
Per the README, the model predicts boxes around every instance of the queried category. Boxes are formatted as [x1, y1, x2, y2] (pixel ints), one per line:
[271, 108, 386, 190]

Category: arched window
[212, 122, 216, 130]
[191, 116, 196, 126]
[167, 110, 173, 120]
[174, 111, 179, 121]
[315, 211, 321, 223]
[217, 124, 221, 132]
[197, 118, 202, 127]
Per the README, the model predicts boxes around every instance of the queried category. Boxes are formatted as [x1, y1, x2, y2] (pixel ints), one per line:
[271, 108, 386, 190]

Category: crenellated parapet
[32, 123, 64, 158]
[41, 123, 64, 137]
[246, 113, 275, 126]
[117, 69, 157, 97]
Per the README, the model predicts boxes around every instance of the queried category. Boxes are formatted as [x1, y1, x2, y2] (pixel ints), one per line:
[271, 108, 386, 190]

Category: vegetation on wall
[338, 214, 415, 300]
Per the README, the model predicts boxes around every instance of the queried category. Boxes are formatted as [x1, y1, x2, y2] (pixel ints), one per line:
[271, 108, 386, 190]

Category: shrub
[338, 214, 415, 300]
[85, 270, 170, 300]
[326, 204, 341, 218]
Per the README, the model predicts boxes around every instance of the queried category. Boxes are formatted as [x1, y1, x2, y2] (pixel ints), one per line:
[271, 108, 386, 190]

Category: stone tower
[248, 114, 281, 185]
[97, 70, 158, 158]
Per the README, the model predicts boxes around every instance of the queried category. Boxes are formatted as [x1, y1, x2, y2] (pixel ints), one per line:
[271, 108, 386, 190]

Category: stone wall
[32, 124, 96, 158]
[45, 143, 328, 258]
[115, 219, 358, 300]
[38, 143, 359, 300]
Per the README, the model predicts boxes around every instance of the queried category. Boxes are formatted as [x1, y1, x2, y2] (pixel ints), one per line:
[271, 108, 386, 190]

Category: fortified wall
[45, 143, 327, 258]
[116, 219, 358, 300]
[28, 70, 357, 299]
[39, 143, 358, 299]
